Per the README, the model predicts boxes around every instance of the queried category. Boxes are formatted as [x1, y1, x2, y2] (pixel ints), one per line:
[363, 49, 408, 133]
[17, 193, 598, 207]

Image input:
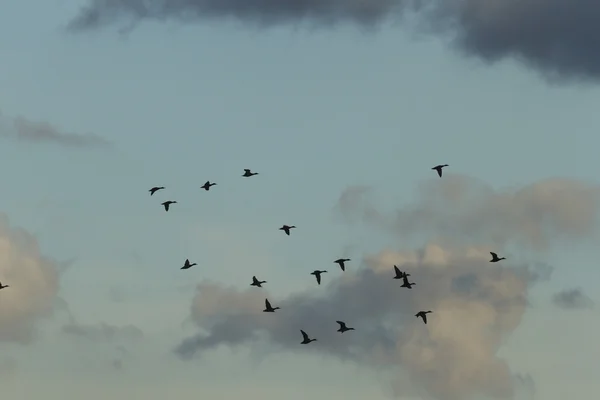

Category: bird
[0, 282, 8, 290]
[432, 164, 449, 177]
[310, 270, 327, 285]
[334, 258, 350, 271]
[336, 321, 355, 333]
[401, 274, 416, 289]
[251, 276, 266, 287]
[300, 330, 316, 344]
[161, 200, 177, 211]
[242, 169, 258, 177]
[279, 225, 296, 236]
[149, 186, 165, 196]
[415, 311, 432, 324]
[201, 181, 216, 191]
[263, 298, 280, 312]
[181, 259, 197, 270]
[489, 252, 506, 263]
[393, 265, 410, 280]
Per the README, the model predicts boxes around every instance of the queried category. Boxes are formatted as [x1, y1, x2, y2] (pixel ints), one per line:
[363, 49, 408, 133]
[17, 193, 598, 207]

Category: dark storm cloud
[552, 288, 595, 310]
[67, 0, 600, 82]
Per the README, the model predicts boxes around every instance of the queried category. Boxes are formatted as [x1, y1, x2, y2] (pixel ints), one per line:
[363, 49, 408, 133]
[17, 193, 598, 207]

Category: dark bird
[401, 274, 416, 289]
[415, 311, 432, 324]
[181, 259, 197, 270]
[300, 330, 317, 344]
[393, 265, 410, 280]
[336, 321, 355, 333]
[432, 164, 449, 177]
[201, 181, 216, 191]
[161, 200, 177, 211]
[279, 225, 296, 236]
[0, 282, 8, 290]
[263, 298, 280, 312]
[489, 252, 506, 263]
[251, 276, 266, 288]
[242, 169, 258, 177]
[334, 258, 350, 271]
[310, 270, 327, 285]
[149, 186, 164, 196]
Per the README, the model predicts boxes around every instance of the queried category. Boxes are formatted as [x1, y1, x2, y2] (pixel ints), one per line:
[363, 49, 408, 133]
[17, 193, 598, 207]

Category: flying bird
[263, 298, 280, 312]
[181, 259, 197, 270]
[310, 270, 327, 285]
[300, 330, 316, 344]
[149, 186, 164, 196]
[161, 200, 177, 211]
[201, 181, 216, 191]
[0, 282, 8, 290]
[242, 169, 258, 177]
[334, 258, 350, 271]
[401, 274, 416, 289]
[432, 164, 449, 177]
[489, 252, 506, 263]
[251, 276, 266, 288]
[336, 321, 355, 333]
[279, 225, 296, 236]
[393, 265, 410, 280]
[415, 311, 432, 324]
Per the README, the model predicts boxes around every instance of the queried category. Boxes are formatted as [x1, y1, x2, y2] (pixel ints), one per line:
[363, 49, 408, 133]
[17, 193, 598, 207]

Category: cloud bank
[67, 0, 600, 82]
[552, 288, 595, 310]
[0, 214, 60, 344]
[174, 176, 599, 400]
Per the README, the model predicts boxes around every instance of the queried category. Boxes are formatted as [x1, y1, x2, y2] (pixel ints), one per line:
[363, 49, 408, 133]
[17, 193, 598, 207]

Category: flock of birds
[145, 164, 508, 345]
[0, 164, 508, 345]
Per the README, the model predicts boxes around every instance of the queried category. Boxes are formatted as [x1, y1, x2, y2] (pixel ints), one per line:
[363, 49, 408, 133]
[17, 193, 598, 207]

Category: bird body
[242, 169, 258, 177]
[0, 282, 8, 290]
[201, 181, 217, 191]
[279, 225, 296, 236]
[181, 259, 197, 270]
[415, 311, 432, 324]
[489, 252, 506, 263]
[310, 270, 327, 285]
[393, 265, 410, 280]
[149, 186, 165, 195]
[263, 299, 280, 312]
[336, 320, 355, 333]
[162, 200, 177, 211]
[432, 164, 449, 177]
[251, 276, 266, 287]
[334, 258, 350, 271]
[300, 330, 316, 344]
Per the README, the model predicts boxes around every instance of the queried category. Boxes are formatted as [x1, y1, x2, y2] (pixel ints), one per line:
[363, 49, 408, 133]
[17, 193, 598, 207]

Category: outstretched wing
[316, 274, 321, 285]
[300, 330, 309, 341]
[490, 252, 497, 258]
[252, 276, 258, 284]
[394, 265, 401, 276]
[436, 167, 442, 177]
[265, 299, 272, 308]
[336, 321, 346, 329]
[244, 169, 251, 173]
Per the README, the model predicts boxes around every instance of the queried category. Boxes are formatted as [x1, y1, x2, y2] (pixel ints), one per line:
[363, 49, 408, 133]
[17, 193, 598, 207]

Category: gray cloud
[552, 288, 594, 310]
[0, 111, 112, 149]
[0, 214, 60, 344]
[67, 0, 600, 82]
[62, 322, 144, 342]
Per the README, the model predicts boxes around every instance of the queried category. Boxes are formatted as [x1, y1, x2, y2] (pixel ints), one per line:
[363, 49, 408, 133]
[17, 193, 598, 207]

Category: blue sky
[0, 1, 599, 399]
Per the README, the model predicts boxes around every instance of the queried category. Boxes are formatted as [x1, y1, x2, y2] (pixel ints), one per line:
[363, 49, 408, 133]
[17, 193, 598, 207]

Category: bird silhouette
[393, 265, 410, 280]
[263, 298, 280, 312]
[300, 330, 316, 344]
[242, 169, 258, 177]
[310, 270, 327, 285]
[415, 311, 432, 324]
[181, 259, 197, 270]
[279, 225, 296, 236]
[334, 258, 350, 271]
[161, 200, 177, 211]
[251, 276, 266, 288]
[149, 186, 165, 196]
[489, 252, 506, 263]
[201, 181, 216, 191]
[401, 274, 416, 289]
[336, 321, 355, 333]
[0, 282, 9, 290]
[432, 164, 449, 177]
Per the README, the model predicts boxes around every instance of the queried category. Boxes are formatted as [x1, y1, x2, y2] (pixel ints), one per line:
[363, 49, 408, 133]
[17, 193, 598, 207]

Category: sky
[0, 0, 599, 399]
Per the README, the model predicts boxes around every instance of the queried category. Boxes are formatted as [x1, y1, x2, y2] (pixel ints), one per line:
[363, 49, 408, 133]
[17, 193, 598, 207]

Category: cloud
[0, 111, 112, 149]
[0, 214, 60, 344]
[62, 322, 144, 342]
[66, 0, 600, 82]
[552, 288, 595, 310]
[174, 176, 599, 400]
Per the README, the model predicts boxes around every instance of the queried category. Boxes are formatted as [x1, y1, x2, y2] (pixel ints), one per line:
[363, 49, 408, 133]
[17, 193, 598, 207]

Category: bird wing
[394, 265, 401, 276]
[423, 314, 428, 324]
[402, 275, 409, 285]
[265, 299, 272, 308]
[437, 168, 442, 177]
[336, 321, 345, 328]
[316, 274, 321, 285]
[244, 169, 250, 173]
[300, 330, 309, 340]
[490, 252, 497, 258]
[252, 276, 258, 283]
